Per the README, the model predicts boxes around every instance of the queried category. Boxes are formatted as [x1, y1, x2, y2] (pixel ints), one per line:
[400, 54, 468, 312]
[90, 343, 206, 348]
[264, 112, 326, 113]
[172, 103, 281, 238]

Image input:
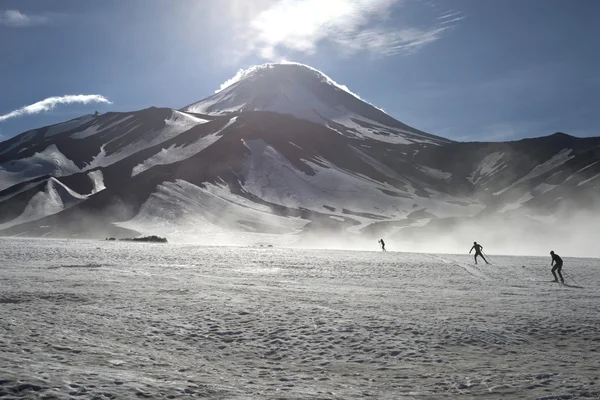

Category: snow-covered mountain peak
[214, 62, 364, 100]
[183, 62, 449, 145]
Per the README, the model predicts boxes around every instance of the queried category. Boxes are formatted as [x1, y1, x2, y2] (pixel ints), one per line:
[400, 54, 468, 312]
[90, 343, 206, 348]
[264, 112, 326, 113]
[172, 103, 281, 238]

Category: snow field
[1, 239, 599, 399]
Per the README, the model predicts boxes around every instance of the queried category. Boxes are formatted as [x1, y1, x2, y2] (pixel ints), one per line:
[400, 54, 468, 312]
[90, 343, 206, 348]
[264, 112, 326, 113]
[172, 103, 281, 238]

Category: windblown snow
[496, 149, 574, 195]
[1, 238, 599, 399]
[214, 61, 365, 100]
[468, 152, 506, 185]
[0, 178, 86, 230]
[241, 139, 482, 231]
[0, 145, 80, 191]
[118, 179, 307, 243]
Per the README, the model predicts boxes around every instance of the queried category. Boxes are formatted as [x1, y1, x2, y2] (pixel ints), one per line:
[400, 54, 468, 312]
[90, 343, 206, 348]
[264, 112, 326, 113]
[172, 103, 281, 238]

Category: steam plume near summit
[0, 95, 111, 123]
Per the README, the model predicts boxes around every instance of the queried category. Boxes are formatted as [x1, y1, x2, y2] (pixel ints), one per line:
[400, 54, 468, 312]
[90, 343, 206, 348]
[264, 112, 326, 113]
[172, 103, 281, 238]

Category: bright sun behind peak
[215, 61, 363, 100]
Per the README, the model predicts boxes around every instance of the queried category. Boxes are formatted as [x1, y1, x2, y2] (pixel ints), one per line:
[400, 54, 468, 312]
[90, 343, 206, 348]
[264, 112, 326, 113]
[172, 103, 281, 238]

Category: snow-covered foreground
[1, 239, 599, 399]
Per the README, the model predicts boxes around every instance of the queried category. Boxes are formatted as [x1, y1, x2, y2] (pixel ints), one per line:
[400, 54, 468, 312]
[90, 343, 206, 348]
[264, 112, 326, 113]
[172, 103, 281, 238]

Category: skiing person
[378, 239, 386, 251]
[550, 250, 564, 283]
[469, 241, 490, 264]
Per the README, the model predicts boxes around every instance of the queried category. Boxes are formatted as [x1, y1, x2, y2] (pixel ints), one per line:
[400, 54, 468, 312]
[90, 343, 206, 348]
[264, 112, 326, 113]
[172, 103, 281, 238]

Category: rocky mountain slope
[1, 63, 599, 248]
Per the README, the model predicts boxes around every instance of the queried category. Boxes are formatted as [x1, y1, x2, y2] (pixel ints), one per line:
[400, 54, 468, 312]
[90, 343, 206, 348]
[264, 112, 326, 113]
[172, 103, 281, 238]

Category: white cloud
[0, 9, 48, 27]
[0, 95, 111, 122]
[237, 0, 457, 60]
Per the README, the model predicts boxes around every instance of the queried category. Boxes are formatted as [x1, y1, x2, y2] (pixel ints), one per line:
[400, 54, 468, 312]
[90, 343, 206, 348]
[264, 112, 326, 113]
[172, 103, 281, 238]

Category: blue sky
[0, 0, 598, 142]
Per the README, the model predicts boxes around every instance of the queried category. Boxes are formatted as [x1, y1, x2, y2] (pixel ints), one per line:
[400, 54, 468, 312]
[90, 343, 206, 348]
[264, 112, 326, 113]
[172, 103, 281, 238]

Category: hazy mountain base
[1, 204, 597, 257]
[1, 238, 599, 399]
[2, 65, 599, 251]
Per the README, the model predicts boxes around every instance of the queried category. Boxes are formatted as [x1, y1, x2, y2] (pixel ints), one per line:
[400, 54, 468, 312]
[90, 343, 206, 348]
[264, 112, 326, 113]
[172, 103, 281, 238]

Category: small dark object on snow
[121, 235, 168, 243]
[378, 239, 386, 251]
[106, 236, 167, 243]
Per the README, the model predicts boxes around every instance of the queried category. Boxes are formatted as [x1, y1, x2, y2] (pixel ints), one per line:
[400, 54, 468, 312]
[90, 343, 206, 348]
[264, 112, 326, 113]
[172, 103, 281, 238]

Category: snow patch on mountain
[118, 179, 308, 242]
[515, 148, 574, 184]
[192, 80, 428, 144]
[576, 160, 600, 174]
[215, 61, 365, 101]
[349, 146, 409, 184]
[577, 172, 600, 187]
[532, 182, 558, 195]
[0, 145, 80, 191]
[131, 117, 234, 177]
[0, 181, 41, 204]
[72, 115, 136, 139]
[86, 111, 209, 170]
[45, 115, 94, 138]
[0, 130, 37, 156]
[468, 152, 506, 184]
[327, 115, 420, 144]
[496, 149, 574, 195]
[189, 73, 342, 123]
[241, 139, 483, 229]
[418, 166, 452, 180]
[0, 177, 86, 230]
[565, 160, 600, 182]
[184, 62, 444, 145]
[87, 170, 106, 194]
[498, 192, 535, 213]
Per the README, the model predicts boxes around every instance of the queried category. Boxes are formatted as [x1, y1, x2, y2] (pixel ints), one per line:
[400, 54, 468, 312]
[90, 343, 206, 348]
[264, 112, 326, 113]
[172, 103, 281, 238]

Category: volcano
[1, 62, 599, 249]
[183, 63, 447, 146]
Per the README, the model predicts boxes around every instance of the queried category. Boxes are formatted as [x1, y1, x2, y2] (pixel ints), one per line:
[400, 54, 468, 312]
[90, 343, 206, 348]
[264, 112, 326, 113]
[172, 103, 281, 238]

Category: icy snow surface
[1, 238, 599, 399]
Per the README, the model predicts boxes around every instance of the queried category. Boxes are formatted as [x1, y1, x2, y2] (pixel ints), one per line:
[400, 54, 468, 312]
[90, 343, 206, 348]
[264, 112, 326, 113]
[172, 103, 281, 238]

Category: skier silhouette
[378, 239, 386, 251]
[550, 250, 564, 283]
[469, 241, 489, 264]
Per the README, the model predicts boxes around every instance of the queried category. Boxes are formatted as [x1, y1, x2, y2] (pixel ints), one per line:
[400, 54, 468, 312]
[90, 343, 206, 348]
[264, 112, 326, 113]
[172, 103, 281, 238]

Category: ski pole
[562, 271, 580, 286]
[482, 251, 492, 263]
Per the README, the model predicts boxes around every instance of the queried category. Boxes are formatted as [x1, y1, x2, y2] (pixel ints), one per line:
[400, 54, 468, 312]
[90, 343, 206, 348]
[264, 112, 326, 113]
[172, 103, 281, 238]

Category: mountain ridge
[0, 62, 599, 252]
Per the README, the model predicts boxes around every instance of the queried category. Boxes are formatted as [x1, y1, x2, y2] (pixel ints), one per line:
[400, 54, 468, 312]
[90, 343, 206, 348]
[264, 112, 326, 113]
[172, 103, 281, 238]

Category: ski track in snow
[1, 238, 599, 399]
